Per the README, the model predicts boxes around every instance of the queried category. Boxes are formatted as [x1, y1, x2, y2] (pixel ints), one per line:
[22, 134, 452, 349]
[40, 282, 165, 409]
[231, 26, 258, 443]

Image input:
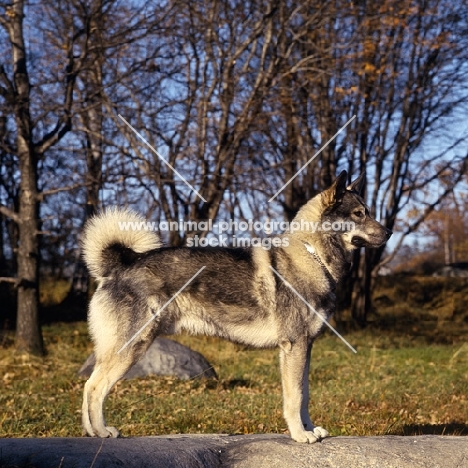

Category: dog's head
[294, 171, 392, 251]
[322, 171, 392, 250]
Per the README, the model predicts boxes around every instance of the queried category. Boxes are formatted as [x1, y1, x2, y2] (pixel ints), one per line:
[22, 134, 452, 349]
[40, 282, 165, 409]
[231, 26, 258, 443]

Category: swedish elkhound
[81, 171, 391, 443]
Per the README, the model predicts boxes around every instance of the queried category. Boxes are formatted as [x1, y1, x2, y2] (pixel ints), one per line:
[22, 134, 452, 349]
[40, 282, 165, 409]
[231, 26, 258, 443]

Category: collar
[304, 243, 337, 289]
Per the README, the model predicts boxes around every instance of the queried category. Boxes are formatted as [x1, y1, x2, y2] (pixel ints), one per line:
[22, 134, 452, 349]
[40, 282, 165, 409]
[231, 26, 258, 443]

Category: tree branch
[0, 204, 20, 224]
[34, 25, 87, 155]
[0, 64, 15, 99]
[36, 183, 81, 201]
[0, 277, 18, 285]
[374, 158, 468, 272]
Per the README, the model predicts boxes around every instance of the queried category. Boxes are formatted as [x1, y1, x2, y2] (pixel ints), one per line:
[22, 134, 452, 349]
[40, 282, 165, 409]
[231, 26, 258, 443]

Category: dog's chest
[305, 292, 335, 336]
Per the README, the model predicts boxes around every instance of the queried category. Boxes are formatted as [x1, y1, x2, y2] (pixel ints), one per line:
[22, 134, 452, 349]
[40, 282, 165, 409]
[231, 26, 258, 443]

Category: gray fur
[81, 171, 391, 442]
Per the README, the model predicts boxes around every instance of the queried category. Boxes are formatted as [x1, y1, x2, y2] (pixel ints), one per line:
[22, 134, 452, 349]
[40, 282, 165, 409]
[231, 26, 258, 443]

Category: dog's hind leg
[83, 350, 137, 438]
[82, 291, 135, 437]
[82, 376, 93, 436]
[300, 340, 329, 439]
[82, 289, 164, 437]
[279, 338, 328, 443]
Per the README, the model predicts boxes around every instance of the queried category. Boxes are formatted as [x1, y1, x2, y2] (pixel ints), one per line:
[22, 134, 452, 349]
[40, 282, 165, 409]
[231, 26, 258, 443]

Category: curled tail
[81, 207, 161, 280]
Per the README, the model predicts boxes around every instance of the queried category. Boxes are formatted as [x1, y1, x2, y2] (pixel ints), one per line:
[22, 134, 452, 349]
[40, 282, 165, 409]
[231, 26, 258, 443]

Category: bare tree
[2, 0, 467, 344]
[0, 0, 100, 354]
[259, 0, 468, 323]
[106, 0, 325, 245]
[1, 0, 44, 354]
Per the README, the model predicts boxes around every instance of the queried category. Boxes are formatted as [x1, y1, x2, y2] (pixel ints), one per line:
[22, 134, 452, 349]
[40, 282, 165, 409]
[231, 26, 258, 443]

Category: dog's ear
[347, 172, 365, 195]
[322, 170, 348, 207]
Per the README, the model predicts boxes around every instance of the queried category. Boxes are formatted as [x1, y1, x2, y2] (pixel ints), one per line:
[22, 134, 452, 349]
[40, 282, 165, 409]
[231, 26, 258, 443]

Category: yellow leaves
[383, 16, 404, 28]
[334, 86, 359, 96]
[363, 63, 376, 74]
[2, 372, 15, 385]
[363, 40, 376, 57]
[5, 7, 15, 18]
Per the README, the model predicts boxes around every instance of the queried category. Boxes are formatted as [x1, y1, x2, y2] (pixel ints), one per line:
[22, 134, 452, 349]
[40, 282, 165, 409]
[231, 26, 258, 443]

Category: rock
[433, 263, 468, 277]
[78, 337, 217, 380]
[1, 435, 467, 468]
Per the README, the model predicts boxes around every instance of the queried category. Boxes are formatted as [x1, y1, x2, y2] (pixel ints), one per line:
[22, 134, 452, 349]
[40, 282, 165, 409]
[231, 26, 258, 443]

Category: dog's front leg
[279, 338, 328, 443]
[300, 340, 314, 430]
[300, 340, 329, 438]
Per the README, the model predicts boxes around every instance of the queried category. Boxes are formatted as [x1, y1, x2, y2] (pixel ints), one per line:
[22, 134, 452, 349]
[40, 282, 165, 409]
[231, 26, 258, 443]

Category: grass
[370, 276, 468, 342]
[0, 321, 467, 438]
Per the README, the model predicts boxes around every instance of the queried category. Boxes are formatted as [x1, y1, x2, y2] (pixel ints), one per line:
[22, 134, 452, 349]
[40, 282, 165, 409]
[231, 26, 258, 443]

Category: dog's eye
[354, 211, 364, 218]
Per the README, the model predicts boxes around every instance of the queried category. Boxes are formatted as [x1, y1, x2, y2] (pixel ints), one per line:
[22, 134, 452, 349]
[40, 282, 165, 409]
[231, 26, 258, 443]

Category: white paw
[105, 426, 120, 438]
[292, 430, 320, 444]
[311, 425, 329, 439]
[82, 419, 94, 437]
[95, 426, 120, 438]
[291, 426, 329, 444]
[83, 427, 95, 437]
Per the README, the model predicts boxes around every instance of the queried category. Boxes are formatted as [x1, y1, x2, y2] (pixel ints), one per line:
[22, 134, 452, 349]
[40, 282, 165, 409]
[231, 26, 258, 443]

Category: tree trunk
[16, 142, 43, 354]
[85, 0, 104, 218]
[10, 0, 44, 355]
[350, 251, 372, 327]
[72, 0, 104, 300]
[344, 243, 388, 326]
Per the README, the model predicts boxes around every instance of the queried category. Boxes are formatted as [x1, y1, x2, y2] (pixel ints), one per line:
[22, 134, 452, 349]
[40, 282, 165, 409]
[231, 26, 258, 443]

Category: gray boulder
[78, 337, 217, 380]
[1, 435, 468, 468]
[432, 262, 468, 277]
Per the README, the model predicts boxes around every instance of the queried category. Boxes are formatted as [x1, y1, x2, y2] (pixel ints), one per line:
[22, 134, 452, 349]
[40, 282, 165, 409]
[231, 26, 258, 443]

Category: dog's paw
[291, 426, 329, 444]
[83, 427, 95, 437]
[105, 426, 120, 438]
[94, 426, 120, 438]
[311, 425, 329, 440]
[291, 430, 320, 444]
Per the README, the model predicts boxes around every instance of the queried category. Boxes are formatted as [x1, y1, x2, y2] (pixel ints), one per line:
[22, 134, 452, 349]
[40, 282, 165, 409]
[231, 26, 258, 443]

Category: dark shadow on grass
[402, 423, 468, 436]
[222, 379, 253, 389]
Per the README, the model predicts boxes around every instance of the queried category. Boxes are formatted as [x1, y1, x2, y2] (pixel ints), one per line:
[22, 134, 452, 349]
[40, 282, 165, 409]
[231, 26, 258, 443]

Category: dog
[81, 170, 391, 443]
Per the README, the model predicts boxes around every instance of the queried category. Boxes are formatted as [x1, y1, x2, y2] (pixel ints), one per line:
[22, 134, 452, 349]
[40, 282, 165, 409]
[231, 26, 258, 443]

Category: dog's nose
[385, 228, 392, 240]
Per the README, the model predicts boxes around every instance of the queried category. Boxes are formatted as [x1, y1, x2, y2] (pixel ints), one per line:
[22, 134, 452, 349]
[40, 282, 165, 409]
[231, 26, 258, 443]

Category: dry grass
[371, 276, 468, 342]
[1, 321, 467, 438]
